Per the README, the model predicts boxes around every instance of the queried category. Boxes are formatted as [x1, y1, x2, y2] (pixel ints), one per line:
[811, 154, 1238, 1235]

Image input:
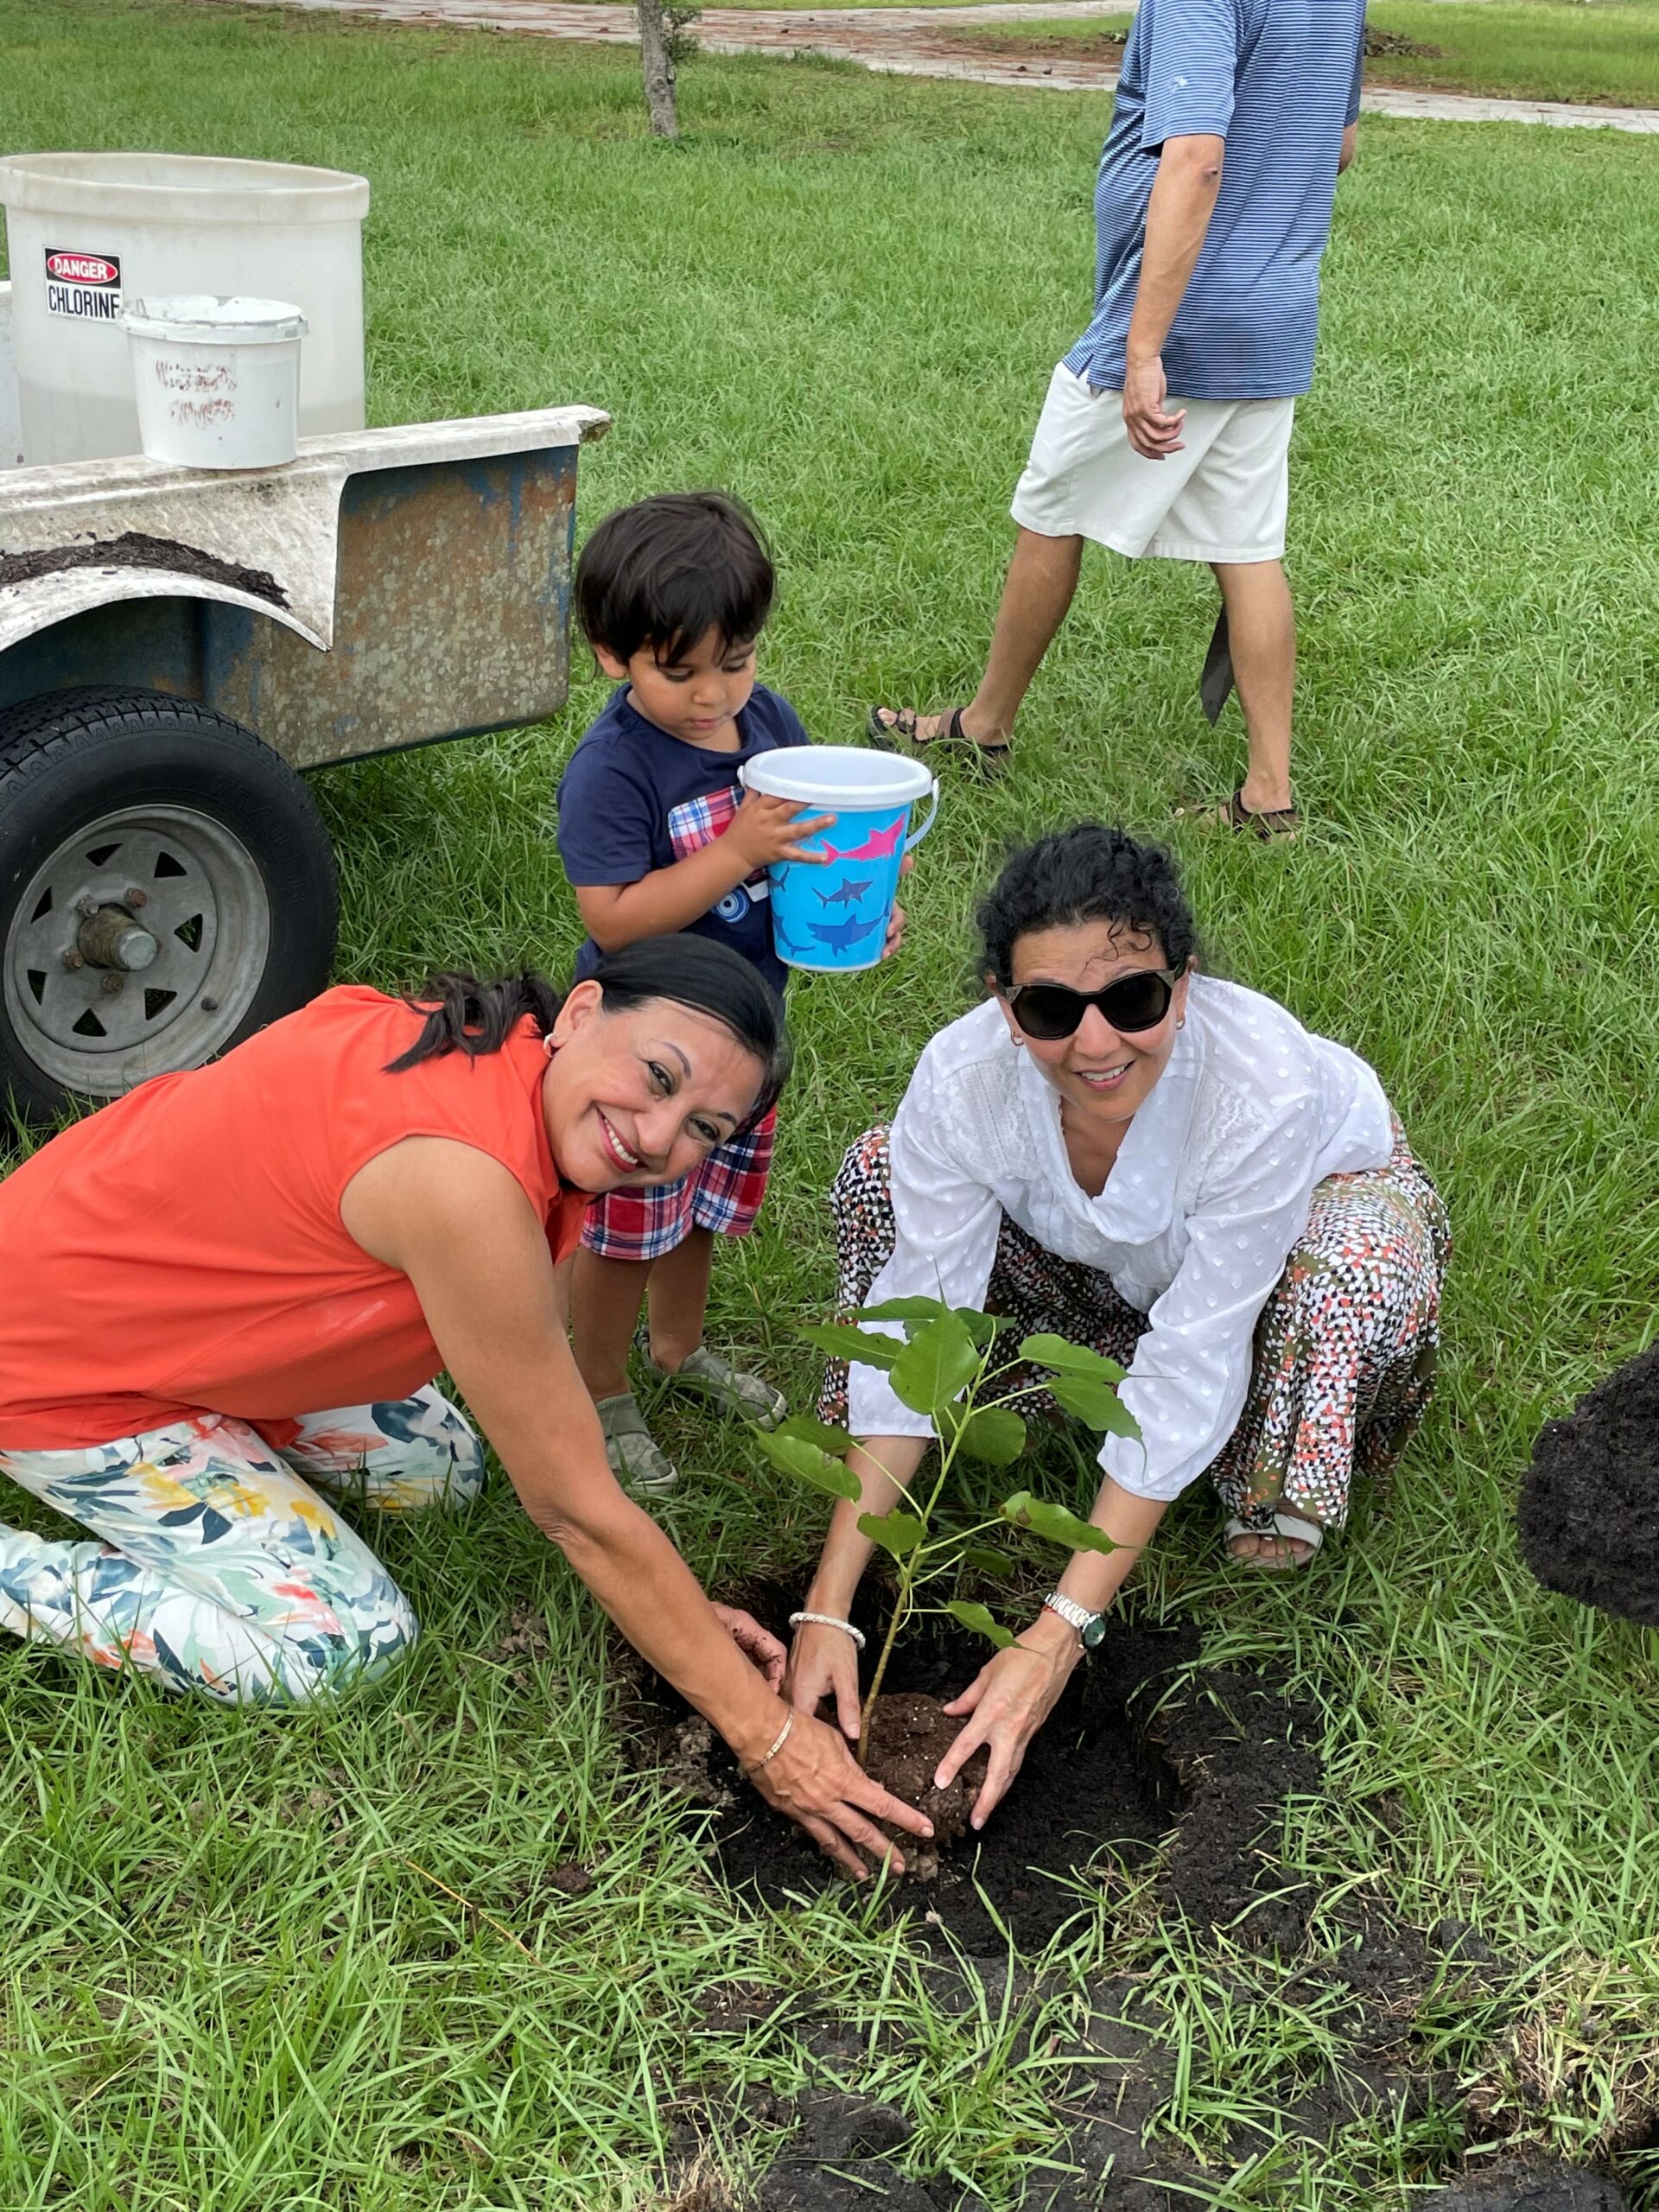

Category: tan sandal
[1224, 1510, 1323, 1570]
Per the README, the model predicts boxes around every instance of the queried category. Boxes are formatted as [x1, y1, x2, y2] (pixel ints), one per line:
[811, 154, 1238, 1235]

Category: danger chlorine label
[44, 249, 122, 321]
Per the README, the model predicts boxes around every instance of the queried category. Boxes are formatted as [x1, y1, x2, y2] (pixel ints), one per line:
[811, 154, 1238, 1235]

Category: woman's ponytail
[384, 937, 790, 1118]
[385, 970, 565, 1072]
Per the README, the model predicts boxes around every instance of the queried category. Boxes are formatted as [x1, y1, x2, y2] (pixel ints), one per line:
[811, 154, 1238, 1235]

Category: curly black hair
[975, 823, 1199, 989]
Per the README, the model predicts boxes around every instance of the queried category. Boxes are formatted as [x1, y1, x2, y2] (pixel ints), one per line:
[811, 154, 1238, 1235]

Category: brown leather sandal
[1221, 785, 1300, 841]
[868, 703, 1011, 776]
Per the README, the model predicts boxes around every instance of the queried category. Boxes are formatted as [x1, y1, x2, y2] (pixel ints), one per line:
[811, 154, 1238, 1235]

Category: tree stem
[637, 0, 679, 139]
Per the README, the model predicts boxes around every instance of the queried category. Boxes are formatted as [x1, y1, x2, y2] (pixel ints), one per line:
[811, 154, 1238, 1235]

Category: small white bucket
[118, 294, 308, 469]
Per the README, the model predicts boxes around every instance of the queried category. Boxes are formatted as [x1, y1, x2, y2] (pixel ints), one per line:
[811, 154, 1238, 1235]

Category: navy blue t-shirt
[556, 683, 811, 1000]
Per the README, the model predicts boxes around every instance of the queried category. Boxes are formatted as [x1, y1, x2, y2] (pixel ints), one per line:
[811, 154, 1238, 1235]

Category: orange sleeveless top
[0, 986, 591, 1451]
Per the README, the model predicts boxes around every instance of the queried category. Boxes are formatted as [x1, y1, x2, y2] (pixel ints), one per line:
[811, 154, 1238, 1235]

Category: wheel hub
[73, 902, 161, 974]
[3, 805, 271, 1096]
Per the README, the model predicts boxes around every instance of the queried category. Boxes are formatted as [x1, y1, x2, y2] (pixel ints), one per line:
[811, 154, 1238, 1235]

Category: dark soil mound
[861, 1691, 987, 1873]
[1430, 2158, 1630, 2212]
[1520, 1344, 1659, 1629]
[623, 1594, 1325, 1955]
[1364, 27, 1445, 60]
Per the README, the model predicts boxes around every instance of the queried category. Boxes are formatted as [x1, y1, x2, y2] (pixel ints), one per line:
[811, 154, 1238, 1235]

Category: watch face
[1081, 1614, 1107, 1650]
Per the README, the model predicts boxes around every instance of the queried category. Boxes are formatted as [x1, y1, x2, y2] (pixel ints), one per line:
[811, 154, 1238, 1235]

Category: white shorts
[1010, 363, 1294, 564]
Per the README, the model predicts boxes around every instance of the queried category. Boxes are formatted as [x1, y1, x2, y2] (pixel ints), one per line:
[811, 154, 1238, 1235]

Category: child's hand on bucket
[730, 790, 835, 869]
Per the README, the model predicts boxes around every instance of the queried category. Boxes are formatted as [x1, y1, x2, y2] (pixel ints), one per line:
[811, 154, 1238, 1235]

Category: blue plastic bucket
[739, 746, 938, 973]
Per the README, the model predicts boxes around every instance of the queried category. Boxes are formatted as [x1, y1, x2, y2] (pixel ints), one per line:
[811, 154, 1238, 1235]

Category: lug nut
[124, 887, 149, 909]
[99, 973, 124, 997]
[61, 950, 85, 971]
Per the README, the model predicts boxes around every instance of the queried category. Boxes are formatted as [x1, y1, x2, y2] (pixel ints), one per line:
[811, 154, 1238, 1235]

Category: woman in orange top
[0, 935, 928, 1881]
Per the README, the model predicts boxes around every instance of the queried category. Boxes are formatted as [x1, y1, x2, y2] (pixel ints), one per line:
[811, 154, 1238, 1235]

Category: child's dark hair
[387, 934, 791, 1119]
[575, 492, 775, 667]
[976, 823, 1199, 989]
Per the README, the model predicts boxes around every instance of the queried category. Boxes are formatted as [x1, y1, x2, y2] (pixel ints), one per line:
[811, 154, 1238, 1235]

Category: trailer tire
[0, 687, 338, 1122]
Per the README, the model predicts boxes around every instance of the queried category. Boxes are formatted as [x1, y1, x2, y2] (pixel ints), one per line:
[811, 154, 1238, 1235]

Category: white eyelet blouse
[846, 977, 1395, 1502]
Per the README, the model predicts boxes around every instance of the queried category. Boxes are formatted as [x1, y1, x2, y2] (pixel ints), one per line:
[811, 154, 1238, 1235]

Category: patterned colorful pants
[819, 1126, 1451, 1535]
[0, 1385, 483, 1705]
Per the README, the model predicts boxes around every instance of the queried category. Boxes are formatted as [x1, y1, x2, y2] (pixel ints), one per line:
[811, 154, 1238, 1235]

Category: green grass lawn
[4, 2, 1659, 2207]
[947, 0, 1659, 109]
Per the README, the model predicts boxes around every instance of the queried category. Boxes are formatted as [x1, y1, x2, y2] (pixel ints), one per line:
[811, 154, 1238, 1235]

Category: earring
[1176, 1018, 1185, 1029]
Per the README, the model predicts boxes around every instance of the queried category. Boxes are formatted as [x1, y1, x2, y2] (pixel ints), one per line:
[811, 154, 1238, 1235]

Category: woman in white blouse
[786, 823, 1448, 1832]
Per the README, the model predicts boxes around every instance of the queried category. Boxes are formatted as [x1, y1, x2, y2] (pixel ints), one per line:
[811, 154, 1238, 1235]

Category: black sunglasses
[1006, 968, 1179, 1042]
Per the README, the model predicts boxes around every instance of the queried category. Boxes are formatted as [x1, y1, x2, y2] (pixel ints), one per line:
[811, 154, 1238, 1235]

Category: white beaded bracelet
[748, 1710, 794, 1771]
[788, 1610, 868, 1652]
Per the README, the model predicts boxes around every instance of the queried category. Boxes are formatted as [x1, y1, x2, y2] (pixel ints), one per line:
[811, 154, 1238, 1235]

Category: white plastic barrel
[0, 152, 368, 466]
[121, 296, 307, 470]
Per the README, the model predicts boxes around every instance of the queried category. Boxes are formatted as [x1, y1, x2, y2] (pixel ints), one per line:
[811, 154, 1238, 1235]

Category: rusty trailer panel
[0, 404, 609, 766]
[203, 443, 581, 767]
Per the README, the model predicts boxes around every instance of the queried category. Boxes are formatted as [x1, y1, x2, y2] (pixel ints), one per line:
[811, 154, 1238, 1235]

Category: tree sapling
[753, 1297, 1142, 1840]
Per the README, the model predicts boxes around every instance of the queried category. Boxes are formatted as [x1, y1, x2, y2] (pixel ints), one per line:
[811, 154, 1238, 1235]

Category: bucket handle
[905, 776, 940, 853]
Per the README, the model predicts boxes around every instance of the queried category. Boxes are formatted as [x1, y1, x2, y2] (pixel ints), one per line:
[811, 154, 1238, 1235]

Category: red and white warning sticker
[44, 248, 122, 321]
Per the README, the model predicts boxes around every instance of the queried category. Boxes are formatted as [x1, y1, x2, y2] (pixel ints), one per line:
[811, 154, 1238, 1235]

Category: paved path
[239, 0, 1659, 131]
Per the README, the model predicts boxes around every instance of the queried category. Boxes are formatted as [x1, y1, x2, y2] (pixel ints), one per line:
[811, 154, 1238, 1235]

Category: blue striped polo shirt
[1063, 0, 1365, 402]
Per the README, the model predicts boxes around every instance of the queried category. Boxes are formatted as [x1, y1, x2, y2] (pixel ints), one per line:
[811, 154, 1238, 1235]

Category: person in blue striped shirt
[871, 0, 1365, 841]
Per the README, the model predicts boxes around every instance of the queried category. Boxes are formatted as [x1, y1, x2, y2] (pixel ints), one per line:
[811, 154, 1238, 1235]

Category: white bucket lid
[118, 294, 308, 346]
[740, 743, 934, 809]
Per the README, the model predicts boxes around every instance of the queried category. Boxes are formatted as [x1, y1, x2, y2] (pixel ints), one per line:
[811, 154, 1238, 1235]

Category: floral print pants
[819, 1125, 1451, 1536]
[0, 1385, 483, 1705]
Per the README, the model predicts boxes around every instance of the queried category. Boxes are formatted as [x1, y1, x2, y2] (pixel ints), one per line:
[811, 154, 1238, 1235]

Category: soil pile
[1364, 28, 1445, 60]
[861, 1690, 987, 1877]
[1520, 1344, 1659, 1629]
[1431, 2158, 1630, 2211]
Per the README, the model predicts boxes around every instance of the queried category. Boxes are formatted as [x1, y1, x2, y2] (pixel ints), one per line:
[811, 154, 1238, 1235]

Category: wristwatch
[1041, 1591, 1107, 1649]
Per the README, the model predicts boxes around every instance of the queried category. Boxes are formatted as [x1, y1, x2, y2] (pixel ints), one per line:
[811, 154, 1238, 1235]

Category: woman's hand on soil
[712, 1603, 787, 1690]
[784, 1618, 863, 1741]
[750, 1708, 931, 1880]
[937, 1628, 1081, 1829]
[730, 791, 835, 869]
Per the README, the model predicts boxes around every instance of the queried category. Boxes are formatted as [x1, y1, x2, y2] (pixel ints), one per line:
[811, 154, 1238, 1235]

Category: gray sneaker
[595, 1392, 679, 1496]
[642, 1344, 786, 1429]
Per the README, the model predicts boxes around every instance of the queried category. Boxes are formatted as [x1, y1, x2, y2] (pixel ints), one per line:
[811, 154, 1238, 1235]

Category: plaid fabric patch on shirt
[667, 787, 770, 901]
[582, 1109, 777, 1262]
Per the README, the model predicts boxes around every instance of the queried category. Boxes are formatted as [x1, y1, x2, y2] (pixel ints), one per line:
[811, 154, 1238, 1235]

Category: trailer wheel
[0, 687, 339, 1122]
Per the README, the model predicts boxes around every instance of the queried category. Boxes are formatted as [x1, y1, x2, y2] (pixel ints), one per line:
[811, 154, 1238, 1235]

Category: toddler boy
[558, 492, 887, 1493]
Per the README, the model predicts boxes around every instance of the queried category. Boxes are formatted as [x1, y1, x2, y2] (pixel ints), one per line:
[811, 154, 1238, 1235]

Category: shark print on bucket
[737, 745, 939, 975]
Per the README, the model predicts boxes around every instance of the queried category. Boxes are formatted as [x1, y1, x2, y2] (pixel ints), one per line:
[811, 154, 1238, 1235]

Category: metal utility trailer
[0, 402, 608, 1117]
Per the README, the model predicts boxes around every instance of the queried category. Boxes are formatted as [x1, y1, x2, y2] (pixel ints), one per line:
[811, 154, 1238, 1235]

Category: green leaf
[944, 1599, 1016, 1649]
[1018, 1333, 1128, 1385]
[798, 1323, 901, 1372]
[1049, 1374, 1141, 1439]
[776, 1413, 855, 1455]
[752, 1426, 860, 1501]
[1001, 1490, 1117, 1557]
[957, 1307, 1003, 1349]
[890, 1314, 981, 1417]
[860, 1295, 950, 1331]
[961, 1546, 1016, 1581]
[857, 1509, 925, 1557]
[939, 1403, 1027, 1466]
